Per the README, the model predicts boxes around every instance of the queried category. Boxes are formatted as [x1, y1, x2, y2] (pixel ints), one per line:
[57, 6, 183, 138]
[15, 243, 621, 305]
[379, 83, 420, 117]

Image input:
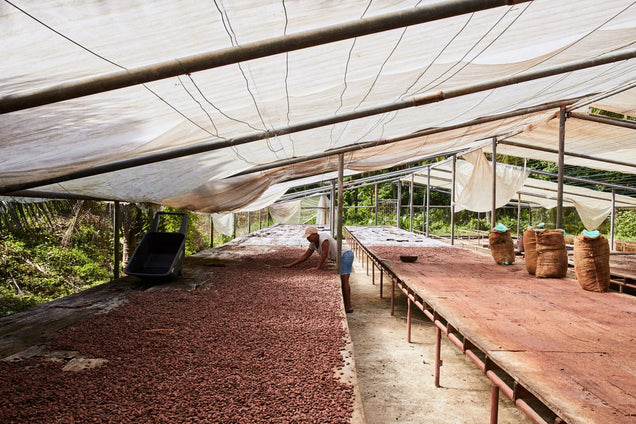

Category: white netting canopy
[1, 0, 634, 212]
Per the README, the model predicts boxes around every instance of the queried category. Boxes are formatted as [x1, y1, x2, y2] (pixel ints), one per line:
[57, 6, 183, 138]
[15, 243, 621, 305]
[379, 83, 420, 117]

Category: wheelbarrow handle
[151, 212, 188, 234]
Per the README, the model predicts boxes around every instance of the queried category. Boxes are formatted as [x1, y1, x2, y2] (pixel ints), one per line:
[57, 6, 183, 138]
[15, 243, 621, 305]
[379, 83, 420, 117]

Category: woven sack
[573, 233, 610, 292]
[535, 229, 568, 278]
[523, 227, 542, 275]
[489, 229, 515, 265]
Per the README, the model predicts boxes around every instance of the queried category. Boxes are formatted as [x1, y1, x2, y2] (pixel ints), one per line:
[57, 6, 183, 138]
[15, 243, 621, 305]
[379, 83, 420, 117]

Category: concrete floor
[345, 260, 533, 424]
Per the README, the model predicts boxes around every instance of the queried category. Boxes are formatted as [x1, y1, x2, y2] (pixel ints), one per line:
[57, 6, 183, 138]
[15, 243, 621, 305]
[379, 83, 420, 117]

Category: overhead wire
[341, 2, 527, 162]
[515, 1, 636, 72]
[4, 0, 222, 147]
[212, 0, 285, 162]
[328, 0, 374, 149]
[282, 0, 296, 157]
[415, 2, 529, 94]
[332, 0, 424, 149]
[488, 2, 636, 115]
[185, 74, 262, 132]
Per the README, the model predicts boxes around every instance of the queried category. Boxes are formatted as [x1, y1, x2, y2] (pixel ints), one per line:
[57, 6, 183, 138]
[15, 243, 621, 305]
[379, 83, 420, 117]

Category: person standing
[283, 227, 354, 313]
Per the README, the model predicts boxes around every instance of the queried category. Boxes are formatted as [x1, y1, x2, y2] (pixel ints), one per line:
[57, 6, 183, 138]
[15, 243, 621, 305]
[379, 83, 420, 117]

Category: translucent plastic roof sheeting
[1, 0, 635, 213]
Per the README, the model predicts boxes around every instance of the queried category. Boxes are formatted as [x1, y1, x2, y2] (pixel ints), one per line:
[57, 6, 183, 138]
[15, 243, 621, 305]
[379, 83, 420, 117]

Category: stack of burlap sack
[490, 223, 610, 292]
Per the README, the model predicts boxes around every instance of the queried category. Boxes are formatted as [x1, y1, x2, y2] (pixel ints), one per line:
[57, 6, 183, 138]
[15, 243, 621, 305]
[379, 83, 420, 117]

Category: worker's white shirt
[310, 232, 350, 261]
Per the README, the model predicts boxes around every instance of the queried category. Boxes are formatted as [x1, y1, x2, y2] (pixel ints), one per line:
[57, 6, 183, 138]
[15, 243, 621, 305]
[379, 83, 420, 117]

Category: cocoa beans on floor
[0, 250, 353, 424]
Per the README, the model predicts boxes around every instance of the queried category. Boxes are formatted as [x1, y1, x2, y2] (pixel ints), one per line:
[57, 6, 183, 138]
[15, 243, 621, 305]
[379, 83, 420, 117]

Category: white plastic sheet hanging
[316, 195, 329, 225]
[454, 149, 529, 212]
[571, 199, 613, 230]
[212, 212, 234, 236]
[269, 200, 302, 224]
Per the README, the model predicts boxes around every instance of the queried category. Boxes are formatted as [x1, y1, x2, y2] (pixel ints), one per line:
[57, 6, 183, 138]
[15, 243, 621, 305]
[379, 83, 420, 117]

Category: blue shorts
[340, 250, 354, 275]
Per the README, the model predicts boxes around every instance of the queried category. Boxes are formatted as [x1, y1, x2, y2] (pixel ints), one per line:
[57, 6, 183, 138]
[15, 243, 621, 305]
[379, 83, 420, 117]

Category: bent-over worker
[283, 226, 354, 313]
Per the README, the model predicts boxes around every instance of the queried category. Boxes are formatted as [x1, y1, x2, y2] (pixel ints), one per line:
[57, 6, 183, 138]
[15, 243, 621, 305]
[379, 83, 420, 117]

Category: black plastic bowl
[399, 255, 418, 263]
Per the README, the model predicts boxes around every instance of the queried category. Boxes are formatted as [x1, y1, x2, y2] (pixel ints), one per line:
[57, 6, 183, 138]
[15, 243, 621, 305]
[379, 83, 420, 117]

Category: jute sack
[523, 227, 542, 275]
[489, 229, 515, 265]
[535, 229, 568, 278]
[573, 233, 610, 292]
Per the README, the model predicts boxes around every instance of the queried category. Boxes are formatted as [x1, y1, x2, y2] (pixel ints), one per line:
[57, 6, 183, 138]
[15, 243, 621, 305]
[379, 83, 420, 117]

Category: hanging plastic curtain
[212, 213, 234, 236]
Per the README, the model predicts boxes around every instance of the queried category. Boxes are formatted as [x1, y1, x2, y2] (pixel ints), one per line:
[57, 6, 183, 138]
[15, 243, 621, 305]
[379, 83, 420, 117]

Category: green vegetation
[0, 201, 213, 317]
[2, 159, 634, 317]
[1, 201, 112, 316]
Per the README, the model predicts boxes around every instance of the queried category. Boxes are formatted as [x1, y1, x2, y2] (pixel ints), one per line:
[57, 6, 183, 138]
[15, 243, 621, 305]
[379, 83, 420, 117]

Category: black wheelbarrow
[125, 212, 187, 282]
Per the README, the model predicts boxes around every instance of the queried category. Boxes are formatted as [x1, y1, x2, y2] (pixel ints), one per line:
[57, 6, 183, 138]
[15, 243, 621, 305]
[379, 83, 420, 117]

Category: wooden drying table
[609, 253, 636, 292]
[346, 227, 636, 424]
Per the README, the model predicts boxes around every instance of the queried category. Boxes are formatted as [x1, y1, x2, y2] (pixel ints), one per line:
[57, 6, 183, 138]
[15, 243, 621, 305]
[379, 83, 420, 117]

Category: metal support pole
[407, 297, 412, 343]
[426, 166, 431, 237]
[409, 173, 414, 232]
[391, 278, 396, 316]
[337, 154, 344, 273]
[247, 211, 252, 234]
[517, 193, 522, 240]
[610, 188, 616, 251]
[374, 183, 379, 225]
[491, 385, 500, 424]
[330, 180, 336, 236]
[396, 181, 402, 229]
[113, 201, 121, 279]
[380, 271, 384, 298]
[451, 155, 456, 245]
[491, 137, 497, 228]
[232, 213, 237, 239]
[210, 215, 214, 248]
[557, 105, 566, 229]
[435, 325, 442, 388]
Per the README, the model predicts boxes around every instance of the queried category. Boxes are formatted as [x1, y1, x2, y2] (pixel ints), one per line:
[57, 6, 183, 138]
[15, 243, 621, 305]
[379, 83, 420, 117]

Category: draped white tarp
[570, 199, 612, 231]
[454, 149, 530, 212]
[269, 201, 302, 225]
[406, 161, 636, 229]
[211, 212, 234, 237]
